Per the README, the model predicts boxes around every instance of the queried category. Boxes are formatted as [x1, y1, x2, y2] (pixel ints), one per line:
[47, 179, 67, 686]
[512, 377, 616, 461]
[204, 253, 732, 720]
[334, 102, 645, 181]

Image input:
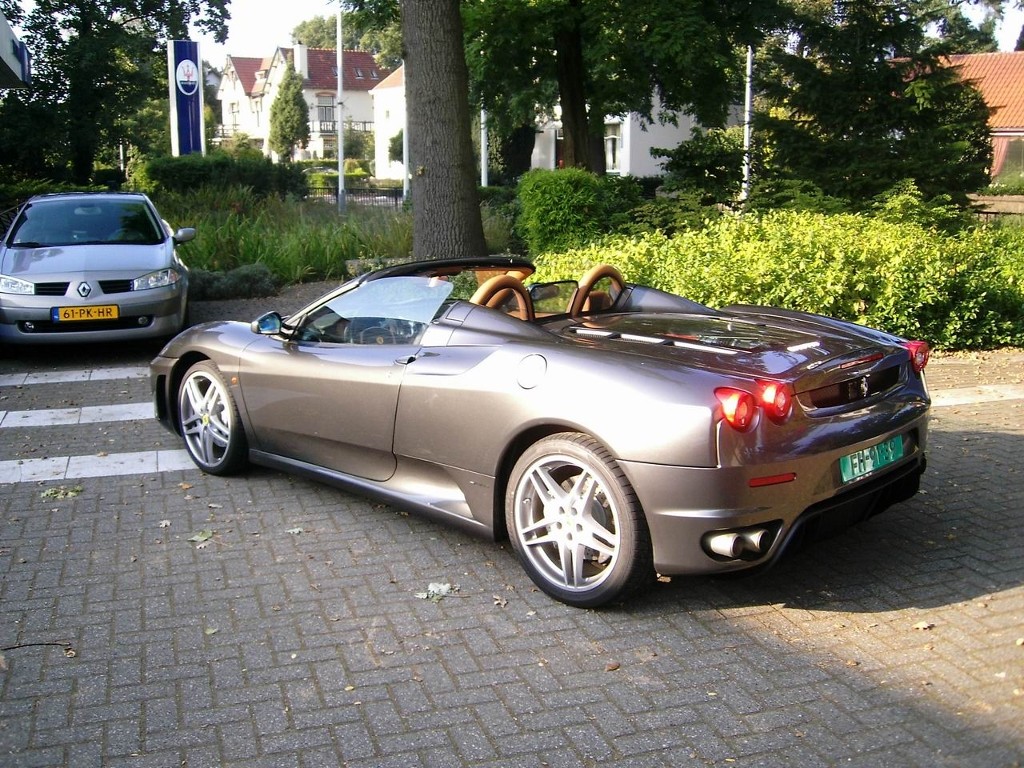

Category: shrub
[517, 168, 605, 255]
[144, 153, 306, 198]
[535, 210, 1024, 350]
[189, 263, 282, 300]
[516, 168, 644, 255]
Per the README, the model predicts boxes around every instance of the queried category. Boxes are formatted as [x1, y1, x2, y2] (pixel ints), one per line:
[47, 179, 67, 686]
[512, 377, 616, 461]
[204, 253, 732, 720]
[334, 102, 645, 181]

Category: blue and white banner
[167, 40, 205, 156]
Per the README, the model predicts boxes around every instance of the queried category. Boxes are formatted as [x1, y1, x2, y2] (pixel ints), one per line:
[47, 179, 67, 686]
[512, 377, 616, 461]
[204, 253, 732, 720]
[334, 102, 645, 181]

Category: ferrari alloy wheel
[177, 361, 248, 475]
[506, 433, 653, 607]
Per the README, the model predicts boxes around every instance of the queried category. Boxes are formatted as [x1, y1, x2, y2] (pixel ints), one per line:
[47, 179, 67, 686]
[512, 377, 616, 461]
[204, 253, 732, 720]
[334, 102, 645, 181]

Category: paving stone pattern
[0, 342, 1021, 767]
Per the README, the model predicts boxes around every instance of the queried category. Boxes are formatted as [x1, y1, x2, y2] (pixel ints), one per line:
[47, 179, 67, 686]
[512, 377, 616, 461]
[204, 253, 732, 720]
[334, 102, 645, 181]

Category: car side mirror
[251, 311, 283, 335]
[173, 227, 196, 245]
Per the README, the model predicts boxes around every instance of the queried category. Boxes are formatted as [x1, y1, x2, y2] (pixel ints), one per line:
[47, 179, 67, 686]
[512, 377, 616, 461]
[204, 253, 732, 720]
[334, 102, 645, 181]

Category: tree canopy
[0, 0, 229, 184]
[754, 0, 994, 207]
[292, 11, 402, 69]
[268, 56, 310, 161]
[463, 0, 788, 172]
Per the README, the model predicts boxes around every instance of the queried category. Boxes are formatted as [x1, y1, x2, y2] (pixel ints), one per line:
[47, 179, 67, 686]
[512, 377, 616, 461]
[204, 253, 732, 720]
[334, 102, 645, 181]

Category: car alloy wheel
[506, 432, 653, 607]
[177, 361, 248, 475]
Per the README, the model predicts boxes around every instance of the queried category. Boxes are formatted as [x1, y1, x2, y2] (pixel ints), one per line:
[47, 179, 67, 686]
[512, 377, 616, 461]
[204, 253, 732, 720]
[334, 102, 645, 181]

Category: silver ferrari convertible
[152, 257, 931, 607]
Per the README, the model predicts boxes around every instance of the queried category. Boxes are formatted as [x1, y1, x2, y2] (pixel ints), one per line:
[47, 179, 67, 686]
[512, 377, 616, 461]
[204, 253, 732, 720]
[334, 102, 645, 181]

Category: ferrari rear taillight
[759, 381, 793, 423]
[715, 388, 757, 431]
[903, 340, 930, 373]
[715, 381, 792, 432]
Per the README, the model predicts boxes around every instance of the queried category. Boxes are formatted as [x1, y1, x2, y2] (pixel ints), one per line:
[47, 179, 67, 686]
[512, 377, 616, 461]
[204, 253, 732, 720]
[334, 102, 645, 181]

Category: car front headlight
[133, 268, 182, 291]
[0, 274, 35, 295]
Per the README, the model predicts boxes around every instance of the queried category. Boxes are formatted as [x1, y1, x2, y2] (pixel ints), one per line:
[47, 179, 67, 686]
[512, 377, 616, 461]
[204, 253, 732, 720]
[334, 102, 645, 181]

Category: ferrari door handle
[396, 350, 437, 365]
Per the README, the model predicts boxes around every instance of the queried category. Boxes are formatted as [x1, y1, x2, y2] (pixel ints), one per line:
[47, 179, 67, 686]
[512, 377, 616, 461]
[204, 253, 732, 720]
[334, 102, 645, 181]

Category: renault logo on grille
[77, 282, 92, 298]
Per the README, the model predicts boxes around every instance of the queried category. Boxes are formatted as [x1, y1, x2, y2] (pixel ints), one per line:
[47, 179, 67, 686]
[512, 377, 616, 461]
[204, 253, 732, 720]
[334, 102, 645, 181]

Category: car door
[235, 277, 440, 482]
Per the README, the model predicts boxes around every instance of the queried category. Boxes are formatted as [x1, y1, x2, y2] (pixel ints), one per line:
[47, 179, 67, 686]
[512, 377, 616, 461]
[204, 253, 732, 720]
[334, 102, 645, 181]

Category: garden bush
[144, 153, 306, 198]
[516, 168, 642, 255]
[534, 210, 1024, 350]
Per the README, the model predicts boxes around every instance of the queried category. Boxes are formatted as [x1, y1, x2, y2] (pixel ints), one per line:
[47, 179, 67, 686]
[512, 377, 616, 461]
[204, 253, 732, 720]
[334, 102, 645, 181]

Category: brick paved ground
[0, 339, 1021, 767]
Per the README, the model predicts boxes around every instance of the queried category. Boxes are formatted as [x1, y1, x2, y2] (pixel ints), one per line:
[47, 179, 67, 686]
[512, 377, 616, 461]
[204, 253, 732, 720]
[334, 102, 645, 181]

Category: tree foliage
[268, 57, 310, 161]
[754, 0, 993, 207]
[292, 16, 339, 48]
[294, 9, 402, 69]
[463, 0, 787, 173]
[0, 0, 228, 184]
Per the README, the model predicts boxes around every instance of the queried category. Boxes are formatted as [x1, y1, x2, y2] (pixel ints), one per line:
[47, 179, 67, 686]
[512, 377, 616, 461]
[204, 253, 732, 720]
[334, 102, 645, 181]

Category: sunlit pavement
[0, 346, 1021, 767]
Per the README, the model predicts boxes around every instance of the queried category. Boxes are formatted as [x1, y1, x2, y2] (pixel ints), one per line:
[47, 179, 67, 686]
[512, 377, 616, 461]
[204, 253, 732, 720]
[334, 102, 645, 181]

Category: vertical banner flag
[167, 40, 205, 156]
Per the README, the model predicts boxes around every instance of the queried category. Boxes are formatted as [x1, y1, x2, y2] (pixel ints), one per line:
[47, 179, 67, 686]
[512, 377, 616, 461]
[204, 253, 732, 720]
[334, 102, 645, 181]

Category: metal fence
[306, 186, 405, 208]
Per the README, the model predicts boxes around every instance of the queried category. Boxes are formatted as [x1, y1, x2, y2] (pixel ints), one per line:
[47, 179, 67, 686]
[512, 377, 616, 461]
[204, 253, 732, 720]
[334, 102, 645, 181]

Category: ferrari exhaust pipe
[741, 528, 769, 552]
[705, 527, 771, 559]
[707, 532, 744, 558]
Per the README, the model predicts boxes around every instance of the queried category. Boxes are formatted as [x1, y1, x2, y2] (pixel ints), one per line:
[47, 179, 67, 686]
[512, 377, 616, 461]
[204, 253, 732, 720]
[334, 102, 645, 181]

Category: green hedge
[534, 210, 1024, 350]
[516, 168, 642, 255]
[143, 153, 306, 198]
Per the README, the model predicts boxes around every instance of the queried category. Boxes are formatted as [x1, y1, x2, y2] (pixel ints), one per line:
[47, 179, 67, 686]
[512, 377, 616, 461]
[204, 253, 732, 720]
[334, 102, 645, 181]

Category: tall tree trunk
[402, 0, 487, 260]
[553, 0, 591, 171]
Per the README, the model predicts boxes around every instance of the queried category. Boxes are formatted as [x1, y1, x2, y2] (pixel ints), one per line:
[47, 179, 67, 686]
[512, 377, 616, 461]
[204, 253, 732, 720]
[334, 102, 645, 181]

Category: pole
[402, 63, 409, 200]
[480, 109, 488, 187]
[740, 45, 753, 202]
[336, 9, 346, 213]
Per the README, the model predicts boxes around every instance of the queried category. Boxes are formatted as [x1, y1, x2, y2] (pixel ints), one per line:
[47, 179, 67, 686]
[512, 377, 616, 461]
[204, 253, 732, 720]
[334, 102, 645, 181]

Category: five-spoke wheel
[506, 433, 652, 607]
[177, 361, 248, 475]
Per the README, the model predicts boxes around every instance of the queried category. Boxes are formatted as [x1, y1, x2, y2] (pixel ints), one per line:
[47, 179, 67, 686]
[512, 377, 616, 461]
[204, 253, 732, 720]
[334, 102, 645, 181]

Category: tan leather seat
[469, 274, 535, 321]
[569, 264, 625, 316]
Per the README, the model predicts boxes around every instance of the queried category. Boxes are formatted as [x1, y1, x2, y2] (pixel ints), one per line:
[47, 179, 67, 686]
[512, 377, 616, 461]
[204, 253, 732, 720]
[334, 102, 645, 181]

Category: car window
[296, 276, 454, 345]
[8, 199, 164, 246]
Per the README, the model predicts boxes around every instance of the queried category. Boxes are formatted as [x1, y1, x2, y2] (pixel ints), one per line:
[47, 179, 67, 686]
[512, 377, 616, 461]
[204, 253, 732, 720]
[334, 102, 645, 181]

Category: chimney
[294, 42, 309, 79]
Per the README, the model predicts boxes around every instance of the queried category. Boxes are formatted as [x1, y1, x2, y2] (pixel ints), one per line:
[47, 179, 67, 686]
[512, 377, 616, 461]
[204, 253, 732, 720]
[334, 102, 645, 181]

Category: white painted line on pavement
[930, 384, 1024, 408]
[0, 449, 194, 484]
[0, 402, 152, 428]
[0, 366, 149, 388]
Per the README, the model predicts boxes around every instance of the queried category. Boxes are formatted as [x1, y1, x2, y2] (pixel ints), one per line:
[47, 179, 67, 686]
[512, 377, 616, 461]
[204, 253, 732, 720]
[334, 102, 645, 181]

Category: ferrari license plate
[839, 435, 904, 483]
[51, 305, 120, 322]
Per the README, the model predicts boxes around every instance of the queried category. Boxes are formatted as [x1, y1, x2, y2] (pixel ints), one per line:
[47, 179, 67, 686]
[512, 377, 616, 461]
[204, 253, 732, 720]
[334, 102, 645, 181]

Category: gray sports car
[0, 192, 193, 344]
[151, 257, 931, 607]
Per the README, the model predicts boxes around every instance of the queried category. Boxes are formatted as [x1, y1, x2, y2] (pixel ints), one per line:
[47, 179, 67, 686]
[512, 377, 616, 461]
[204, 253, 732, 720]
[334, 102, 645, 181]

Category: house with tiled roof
[216, 44, 390, 161]
[370, 64, 708, 182]
[946, 51, 1024, 180]
[217, 55, 266, 141]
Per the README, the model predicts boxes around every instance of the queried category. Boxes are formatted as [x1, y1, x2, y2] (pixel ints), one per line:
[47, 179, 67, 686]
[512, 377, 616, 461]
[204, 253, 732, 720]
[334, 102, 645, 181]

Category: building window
[605, 122, 621, 173]
[317, 95, 335, 125]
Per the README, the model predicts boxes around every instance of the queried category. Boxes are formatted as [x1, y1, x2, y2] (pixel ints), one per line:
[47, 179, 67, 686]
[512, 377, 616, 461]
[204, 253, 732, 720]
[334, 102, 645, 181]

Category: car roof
[26, 191, 152, 205]
[364, 256, 536, 282]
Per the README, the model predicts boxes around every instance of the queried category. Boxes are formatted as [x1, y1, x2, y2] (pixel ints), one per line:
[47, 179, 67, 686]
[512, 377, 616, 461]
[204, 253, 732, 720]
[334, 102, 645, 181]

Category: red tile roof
[224, 55, 264, 96]
[281, 47, 390, 92]
[945, 52, 1024, 131]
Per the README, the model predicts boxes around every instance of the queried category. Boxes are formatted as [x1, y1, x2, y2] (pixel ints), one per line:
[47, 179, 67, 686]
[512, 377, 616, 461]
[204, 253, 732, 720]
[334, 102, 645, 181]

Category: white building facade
[216, 44, 387, 162]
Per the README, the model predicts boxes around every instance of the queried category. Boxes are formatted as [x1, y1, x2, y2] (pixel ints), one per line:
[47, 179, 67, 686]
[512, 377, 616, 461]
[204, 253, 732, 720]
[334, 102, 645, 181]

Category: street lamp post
[336, 8, 346, 213]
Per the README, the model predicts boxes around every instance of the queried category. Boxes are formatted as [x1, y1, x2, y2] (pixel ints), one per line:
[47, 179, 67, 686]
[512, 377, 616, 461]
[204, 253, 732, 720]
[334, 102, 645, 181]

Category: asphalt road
[0, 314, 1022, 767]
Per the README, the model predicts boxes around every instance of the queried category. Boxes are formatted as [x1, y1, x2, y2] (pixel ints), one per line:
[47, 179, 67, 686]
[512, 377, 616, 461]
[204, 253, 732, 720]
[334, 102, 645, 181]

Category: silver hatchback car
[0, 192, 193, 344]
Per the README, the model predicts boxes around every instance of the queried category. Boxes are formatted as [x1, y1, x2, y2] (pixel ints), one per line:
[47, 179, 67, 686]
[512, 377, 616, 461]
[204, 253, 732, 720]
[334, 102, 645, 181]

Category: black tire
[176, 360, 248, 475]
[505, 432, 654, 607]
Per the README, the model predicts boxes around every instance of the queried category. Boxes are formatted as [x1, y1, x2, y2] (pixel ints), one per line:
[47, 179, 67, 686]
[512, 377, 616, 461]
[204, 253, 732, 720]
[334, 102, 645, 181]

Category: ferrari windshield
[7, 198, 164, 247]
[332, 276, 456, 323]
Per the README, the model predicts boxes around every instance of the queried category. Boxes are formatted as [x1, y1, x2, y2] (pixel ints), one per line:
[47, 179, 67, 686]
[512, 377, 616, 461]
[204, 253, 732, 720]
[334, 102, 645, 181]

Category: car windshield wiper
[11, 241, 44, 247]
